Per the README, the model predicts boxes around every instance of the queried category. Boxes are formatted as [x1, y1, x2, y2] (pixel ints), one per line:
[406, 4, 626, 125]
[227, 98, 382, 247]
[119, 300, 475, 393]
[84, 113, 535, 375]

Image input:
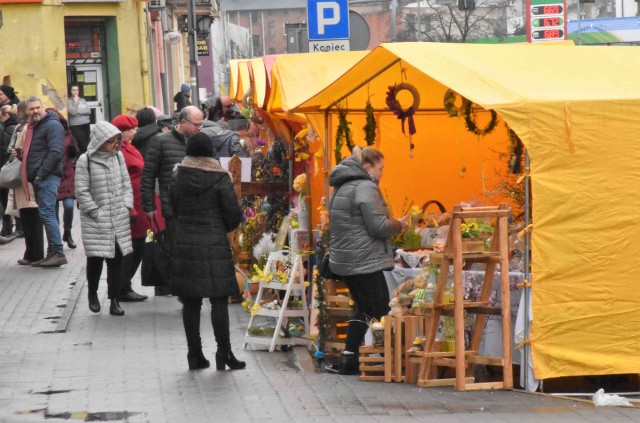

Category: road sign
[309, 39, 350, 52]
[526, 0, 566, 43]
[307, 0, 350, 41]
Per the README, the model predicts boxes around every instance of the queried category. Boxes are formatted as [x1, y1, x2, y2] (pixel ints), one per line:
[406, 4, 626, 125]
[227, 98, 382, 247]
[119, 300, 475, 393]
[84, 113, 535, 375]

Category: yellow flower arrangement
[250, 303, 262, 316]
[252, 264, 289, 284]
[293, 173, 307, 194]
[461, 221, 494, 238]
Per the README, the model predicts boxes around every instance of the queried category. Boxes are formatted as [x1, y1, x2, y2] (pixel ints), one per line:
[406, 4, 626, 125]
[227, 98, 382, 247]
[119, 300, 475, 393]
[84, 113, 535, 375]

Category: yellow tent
[293, 42, 640, 380]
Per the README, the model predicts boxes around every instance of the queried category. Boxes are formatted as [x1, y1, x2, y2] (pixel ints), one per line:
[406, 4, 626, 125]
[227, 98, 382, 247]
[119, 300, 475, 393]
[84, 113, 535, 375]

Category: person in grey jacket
[75, 121, 134, 316]
[328, 146, 409, 375]
[67, 85, 91, 154]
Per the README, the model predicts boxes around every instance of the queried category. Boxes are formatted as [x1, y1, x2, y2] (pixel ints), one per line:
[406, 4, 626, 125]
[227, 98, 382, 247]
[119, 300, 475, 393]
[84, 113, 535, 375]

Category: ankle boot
[216, 348, 246, 371]
[88, 292, 100, 313]
[338, 353, 359, 375]
[63, 230, 77, 249]
[109, 299, 124, 316]
[187, 351, 210, 370]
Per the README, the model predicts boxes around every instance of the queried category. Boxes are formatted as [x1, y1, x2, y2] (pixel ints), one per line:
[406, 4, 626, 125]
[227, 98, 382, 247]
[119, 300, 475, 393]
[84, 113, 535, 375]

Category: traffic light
[458, 0, 476, 10]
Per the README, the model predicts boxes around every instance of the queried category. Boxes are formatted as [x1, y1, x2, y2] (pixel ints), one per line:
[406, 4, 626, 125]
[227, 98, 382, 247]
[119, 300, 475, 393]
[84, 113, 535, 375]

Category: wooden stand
[243, 251, 310, 352]
[412, 204, 513, 391]
[359, 317, 395, 382]
[323, 279, 352, 354]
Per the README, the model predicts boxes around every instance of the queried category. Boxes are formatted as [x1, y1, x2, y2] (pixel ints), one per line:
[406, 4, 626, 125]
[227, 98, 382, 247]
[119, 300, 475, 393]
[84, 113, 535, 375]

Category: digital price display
[531, 17, 564, 27]
[528, 0, 565, 43]
[531, 4, 563, 15]
[532, 29, 564, 40]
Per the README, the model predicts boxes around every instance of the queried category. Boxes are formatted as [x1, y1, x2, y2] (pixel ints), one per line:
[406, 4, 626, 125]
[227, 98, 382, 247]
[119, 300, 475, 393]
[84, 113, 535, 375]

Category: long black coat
[169, 160, 242, 298]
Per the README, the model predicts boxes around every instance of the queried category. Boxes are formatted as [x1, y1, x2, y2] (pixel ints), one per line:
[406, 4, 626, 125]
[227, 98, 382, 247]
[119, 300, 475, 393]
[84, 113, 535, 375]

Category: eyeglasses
[185, 119, 203, 129]
[105, 135, 122, 145]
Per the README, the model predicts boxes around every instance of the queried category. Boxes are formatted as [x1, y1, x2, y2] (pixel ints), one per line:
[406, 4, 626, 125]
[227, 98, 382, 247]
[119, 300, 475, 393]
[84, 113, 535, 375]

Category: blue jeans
[56, 197, 75, 231]
[34, 175, 63, 256]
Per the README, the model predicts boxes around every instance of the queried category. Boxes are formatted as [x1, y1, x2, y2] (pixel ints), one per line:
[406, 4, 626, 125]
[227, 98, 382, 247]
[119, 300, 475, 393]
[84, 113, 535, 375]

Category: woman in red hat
[111, 114, 165, 302]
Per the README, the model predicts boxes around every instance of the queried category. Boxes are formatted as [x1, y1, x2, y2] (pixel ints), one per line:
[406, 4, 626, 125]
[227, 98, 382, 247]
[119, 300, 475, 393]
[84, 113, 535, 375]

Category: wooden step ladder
[243, 250, 310, 352]
[414, 204, 513, 391]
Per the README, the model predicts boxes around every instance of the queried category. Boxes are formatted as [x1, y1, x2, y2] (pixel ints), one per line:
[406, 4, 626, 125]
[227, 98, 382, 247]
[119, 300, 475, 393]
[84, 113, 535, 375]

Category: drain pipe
[137, 1, 152, 105]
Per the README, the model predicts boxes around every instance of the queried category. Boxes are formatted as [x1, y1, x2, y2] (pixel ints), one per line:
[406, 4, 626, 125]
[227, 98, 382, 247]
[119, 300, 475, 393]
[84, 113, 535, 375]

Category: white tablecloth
[384, 266, 538, 391]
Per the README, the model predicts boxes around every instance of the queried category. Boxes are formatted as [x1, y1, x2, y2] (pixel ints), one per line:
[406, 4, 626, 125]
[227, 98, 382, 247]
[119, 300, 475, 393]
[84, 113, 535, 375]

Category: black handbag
[141, 218, 170, 287]
[318, 253, 339, 280]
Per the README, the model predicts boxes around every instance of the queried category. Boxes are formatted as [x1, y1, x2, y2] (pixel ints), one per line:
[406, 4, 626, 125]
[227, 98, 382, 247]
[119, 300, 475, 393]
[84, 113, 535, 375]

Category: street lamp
[196, 15, 213, 35]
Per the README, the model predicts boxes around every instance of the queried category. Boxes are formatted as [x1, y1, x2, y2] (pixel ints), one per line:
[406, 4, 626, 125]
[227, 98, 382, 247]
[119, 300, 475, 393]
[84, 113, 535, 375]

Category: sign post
[526, 0, 567, 43]
[307, 0, 350, 52]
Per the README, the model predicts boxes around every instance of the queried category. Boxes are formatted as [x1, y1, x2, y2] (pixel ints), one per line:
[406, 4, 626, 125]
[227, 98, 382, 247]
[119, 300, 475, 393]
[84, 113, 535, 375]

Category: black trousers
[19, 208, 44, 262]
[71, 123, 90, 154]
[121, 236, 145, 293]
[182, 297, 230, 354]
[86, 243, 123, 300]
[343, 271, 390, 354]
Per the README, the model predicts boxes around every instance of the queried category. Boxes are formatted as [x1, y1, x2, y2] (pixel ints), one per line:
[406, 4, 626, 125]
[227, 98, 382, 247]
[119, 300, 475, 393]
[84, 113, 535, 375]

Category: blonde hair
[0, 104, 17, 116]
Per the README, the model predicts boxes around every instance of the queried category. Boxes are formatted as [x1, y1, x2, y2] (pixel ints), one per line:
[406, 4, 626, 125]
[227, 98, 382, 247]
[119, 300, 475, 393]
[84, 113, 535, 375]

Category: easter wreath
[463, 101, 498, 136]
[443, 89, 469, 118]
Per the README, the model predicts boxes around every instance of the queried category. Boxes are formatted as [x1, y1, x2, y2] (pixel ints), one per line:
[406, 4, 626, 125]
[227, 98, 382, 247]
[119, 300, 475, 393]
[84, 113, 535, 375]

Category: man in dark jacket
[173, 84, 191, 113]
[141, 105, 202, 295]
[24, 96, 67, 267]
[208, 115, 258, 158]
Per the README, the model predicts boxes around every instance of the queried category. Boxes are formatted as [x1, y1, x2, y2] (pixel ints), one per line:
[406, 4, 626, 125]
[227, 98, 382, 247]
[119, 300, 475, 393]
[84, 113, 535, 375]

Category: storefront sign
[197, 38, 209, 57]
[164, 32, 182, 45]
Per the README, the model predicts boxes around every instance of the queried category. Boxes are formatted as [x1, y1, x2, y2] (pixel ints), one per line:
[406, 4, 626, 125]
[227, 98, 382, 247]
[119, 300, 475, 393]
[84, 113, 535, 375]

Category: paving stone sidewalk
[0, 227, 638, 422]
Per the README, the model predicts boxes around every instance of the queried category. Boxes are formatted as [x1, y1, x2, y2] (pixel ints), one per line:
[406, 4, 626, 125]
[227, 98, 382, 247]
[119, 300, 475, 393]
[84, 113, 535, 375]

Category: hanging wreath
[506, 125, 524, 174]
[443, 89, 469, 118]
[463, 101, 498, 136]
[335, 108, 353, 164]
[363, 100, 376, 146]
[385, 83, 419, 136]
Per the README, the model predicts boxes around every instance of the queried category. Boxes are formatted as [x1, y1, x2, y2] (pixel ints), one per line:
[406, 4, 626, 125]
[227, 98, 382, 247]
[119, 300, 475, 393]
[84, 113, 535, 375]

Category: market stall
[291, 42, 640, 382]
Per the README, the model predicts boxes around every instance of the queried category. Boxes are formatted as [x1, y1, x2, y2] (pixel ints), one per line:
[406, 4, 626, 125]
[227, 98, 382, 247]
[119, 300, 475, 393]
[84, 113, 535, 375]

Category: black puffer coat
[25, 110, 65, 182]
[141, 127, 187, 218]
[169, 159, 242, 298]
[1, 114, 17, 165]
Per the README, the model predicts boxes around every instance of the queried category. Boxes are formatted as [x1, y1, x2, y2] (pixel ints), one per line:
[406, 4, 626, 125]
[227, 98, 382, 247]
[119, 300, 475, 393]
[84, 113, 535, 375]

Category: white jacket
[75, 121, 133, 258]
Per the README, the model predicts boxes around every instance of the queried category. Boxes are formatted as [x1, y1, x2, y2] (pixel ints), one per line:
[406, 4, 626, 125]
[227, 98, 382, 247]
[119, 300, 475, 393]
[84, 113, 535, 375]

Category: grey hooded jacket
[75, 121, 134, 258]
[328, 155, 402, 276]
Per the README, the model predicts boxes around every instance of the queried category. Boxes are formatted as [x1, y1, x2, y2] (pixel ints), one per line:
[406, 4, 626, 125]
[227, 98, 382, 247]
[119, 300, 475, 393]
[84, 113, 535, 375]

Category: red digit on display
[544, 5, 559, 14]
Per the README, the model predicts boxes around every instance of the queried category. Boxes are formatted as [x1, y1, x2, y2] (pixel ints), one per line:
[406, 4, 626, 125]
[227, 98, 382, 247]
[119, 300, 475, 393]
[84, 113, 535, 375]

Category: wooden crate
[359, 317, 395, 382]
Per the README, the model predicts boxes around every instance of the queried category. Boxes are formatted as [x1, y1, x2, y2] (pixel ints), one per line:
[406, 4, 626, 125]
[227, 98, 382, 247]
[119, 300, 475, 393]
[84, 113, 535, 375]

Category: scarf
[20, 120, 38, 201]
[178, 156, 228, 174]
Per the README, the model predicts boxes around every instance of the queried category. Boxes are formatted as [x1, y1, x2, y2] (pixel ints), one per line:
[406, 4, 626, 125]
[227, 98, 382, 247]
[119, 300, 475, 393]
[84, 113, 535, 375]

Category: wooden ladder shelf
[243, 250, 310, 352]
[415, 204, 513, 391]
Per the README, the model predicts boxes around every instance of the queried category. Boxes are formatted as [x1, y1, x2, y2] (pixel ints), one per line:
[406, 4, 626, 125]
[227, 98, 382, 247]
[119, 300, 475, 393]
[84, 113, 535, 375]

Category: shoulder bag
[0, 159, 22, 189]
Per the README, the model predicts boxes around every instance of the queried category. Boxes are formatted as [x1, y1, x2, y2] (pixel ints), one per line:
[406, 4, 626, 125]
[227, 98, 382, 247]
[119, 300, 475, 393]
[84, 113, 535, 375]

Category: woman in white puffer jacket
[75, 121, 134, 316]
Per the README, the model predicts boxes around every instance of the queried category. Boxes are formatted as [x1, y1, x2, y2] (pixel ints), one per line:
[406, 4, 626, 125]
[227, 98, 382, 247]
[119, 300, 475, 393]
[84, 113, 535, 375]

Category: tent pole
[324, 109, 330, 201]
[324, 58, 401, 112]
[524, 151, 531, 391]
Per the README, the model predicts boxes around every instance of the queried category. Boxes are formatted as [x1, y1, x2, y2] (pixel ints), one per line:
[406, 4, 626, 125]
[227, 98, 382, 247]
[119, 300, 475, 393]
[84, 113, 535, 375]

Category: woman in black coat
[169, 132, 245, 371]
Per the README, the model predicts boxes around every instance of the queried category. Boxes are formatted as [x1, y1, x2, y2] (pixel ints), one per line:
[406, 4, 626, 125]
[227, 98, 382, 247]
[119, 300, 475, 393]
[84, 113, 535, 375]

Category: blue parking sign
[307, 0, 350, 40]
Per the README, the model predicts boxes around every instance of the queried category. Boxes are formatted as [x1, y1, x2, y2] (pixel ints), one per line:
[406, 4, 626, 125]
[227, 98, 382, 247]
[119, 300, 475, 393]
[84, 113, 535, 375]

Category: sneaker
[31, 256, 51, 267]
[17, 259, 32, 265]
[39, 253, 68, 268]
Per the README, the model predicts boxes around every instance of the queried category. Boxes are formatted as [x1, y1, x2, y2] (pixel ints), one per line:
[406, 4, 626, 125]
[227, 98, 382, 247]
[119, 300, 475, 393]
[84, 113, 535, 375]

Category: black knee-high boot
[210, 297, 245, 371]
[183, 298, 210, 370]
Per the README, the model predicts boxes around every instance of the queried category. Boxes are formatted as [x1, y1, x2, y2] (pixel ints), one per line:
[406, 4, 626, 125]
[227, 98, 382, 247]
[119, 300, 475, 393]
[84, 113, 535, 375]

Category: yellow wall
[0, 0, 147, 114]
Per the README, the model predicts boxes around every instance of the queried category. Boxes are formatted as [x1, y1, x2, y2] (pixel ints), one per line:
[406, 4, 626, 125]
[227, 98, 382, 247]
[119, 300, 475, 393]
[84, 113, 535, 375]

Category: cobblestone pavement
[1, 226, 638, 422]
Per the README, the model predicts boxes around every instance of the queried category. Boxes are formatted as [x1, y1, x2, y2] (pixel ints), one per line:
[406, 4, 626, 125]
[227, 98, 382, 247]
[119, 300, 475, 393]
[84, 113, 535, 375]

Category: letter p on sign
[307, 0, 350, 40]
[317, 2, 339, 35]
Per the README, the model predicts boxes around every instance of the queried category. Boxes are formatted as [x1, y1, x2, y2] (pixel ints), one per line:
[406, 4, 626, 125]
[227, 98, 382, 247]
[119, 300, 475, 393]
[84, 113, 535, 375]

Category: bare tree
[400, 0, 512, 43]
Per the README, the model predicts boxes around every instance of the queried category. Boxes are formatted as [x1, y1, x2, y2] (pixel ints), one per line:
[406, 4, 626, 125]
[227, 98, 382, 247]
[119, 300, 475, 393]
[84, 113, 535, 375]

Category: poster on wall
[197, 38, 209, 57]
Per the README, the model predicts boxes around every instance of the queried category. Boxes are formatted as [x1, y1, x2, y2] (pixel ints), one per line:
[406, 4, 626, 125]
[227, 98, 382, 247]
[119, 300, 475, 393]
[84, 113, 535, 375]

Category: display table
[383, 266, 534, 388]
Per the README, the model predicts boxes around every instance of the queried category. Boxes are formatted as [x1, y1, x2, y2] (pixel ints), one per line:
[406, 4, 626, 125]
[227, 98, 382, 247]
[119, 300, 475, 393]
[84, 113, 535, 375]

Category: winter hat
[181, 83, 191, 93]
[0, 84, 17, 101]
[186, 132, 214, 158]
[228, 115, 250, 131]
[157, 114, 171, 124]
[91, 121, 122, 147]
[111, 114, 138, 132]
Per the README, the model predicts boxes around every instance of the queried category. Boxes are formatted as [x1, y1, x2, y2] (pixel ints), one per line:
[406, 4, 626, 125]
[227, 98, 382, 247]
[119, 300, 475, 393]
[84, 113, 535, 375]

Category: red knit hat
[111, 114, 138, 132]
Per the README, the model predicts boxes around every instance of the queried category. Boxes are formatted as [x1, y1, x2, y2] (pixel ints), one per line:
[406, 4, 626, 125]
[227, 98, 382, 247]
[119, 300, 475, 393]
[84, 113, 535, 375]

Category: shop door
[73, 65, 104, 123]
